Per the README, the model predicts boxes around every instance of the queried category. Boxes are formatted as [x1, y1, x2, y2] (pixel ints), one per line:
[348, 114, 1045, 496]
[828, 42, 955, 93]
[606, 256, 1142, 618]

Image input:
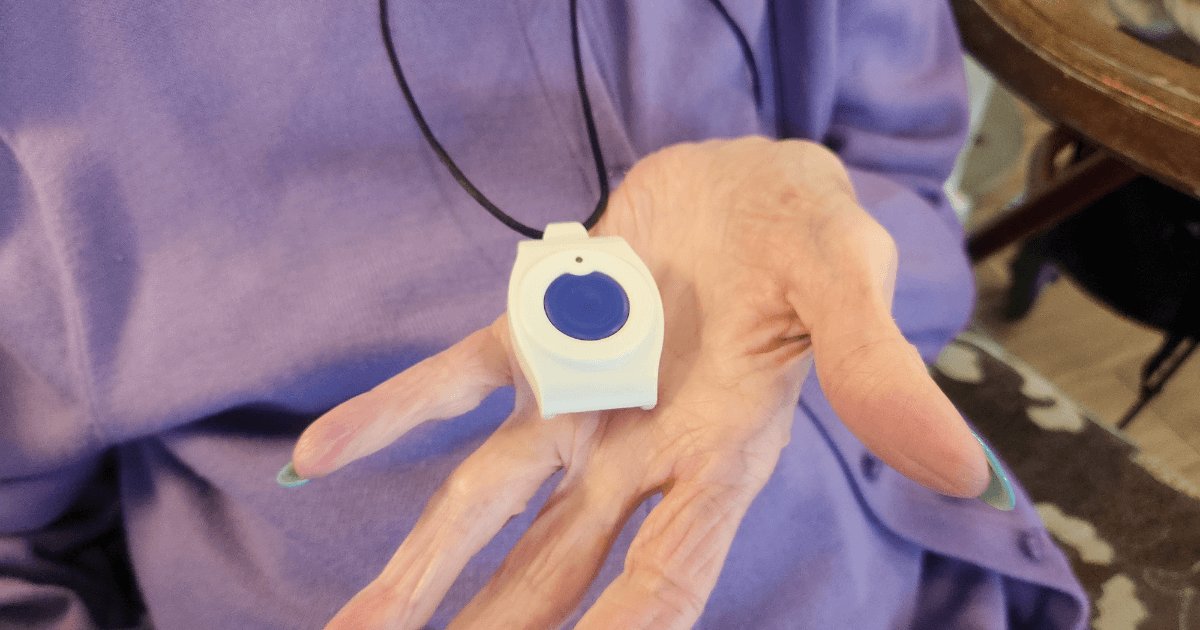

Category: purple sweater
[0, 1, 1086, 628]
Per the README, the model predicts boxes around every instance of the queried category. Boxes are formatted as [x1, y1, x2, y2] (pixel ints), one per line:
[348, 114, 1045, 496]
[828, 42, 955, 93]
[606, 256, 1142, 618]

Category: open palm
[289, 137, 990, 630]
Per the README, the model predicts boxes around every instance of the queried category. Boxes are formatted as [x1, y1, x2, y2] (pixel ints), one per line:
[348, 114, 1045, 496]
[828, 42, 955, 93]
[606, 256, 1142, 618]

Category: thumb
[813, 318, 990, 498]
[286, 317, 514, 481]
[786, 223, 989, 499]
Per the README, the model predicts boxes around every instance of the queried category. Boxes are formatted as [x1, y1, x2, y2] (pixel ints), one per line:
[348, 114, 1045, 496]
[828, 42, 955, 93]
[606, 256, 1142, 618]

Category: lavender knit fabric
[0, 1, 1086, 628]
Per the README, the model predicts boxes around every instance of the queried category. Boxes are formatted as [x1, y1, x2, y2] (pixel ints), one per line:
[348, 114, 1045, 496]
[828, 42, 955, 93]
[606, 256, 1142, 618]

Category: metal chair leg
[1118, 334, 1199, 430]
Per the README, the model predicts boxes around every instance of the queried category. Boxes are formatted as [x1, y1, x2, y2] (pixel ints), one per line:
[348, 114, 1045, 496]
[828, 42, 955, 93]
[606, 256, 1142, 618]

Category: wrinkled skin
[291, 137, 989, 630]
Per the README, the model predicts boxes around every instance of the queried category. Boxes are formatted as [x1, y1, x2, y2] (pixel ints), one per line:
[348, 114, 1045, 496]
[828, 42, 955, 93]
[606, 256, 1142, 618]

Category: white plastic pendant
[507, 222, 665, 419]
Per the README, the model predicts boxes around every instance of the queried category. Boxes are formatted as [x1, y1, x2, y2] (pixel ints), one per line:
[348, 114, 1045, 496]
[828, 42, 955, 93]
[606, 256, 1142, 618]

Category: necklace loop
[378, 0, 609, 239]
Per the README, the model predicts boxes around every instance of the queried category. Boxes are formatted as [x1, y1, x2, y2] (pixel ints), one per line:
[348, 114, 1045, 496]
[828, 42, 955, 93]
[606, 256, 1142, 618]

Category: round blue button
[543, 271, 630, 341]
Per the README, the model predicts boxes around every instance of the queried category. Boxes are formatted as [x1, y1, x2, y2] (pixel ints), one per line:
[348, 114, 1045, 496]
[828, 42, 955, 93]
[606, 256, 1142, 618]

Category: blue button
[1018, 530, 1046, 562]
[544, 271, 629, 340]
[860, 452, 882, 481]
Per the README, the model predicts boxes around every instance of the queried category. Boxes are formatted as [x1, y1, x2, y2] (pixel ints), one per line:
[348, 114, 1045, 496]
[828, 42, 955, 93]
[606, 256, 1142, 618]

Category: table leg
[967, 127, 1140, 262]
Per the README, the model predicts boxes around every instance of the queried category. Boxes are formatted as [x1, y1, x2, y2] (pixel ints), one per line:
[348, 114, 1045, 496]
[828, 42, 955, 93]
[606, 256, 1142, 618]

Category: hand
[290, 136, 989, 630]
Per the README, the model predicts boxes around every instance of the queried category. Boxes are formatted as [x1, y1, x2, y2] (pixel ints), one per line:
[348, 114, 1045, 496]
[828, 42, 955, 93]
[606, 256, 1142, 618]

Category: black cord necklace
[378, 0, 606, 239]
[378, 0, 762, 240]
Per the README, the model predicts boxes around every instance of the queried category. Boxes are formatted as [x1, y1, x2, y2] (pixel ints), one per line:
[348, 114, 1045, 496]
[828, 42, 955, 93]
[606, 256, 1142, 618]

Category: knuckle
[830, 334, 894, 374]
[776, 139, 854, 188]
[822, 335, 908, 403]
[440, 469, 482, 507]
[630, 565, 707, 621]
[858, 218, 897, 256]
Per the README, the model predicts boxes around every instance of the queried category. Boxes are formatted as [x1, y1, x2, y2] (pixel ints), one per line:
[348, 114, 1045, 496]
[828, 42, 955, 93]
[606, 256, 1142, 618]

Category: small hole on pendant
[575, 256, 583, 263]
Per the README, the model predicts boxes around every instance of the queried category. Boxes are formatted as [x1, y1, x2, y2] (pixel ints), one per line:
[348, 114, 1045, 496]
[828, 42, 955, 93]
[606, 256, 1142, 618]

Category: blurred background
[945, 0, 1200, 490]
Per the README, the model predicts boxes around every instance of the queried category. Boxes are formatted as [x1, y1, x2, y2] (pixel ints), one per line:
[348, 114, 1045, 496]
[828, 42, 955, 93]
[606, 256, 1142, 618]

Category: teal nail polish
[973, 433, 1015, 511]
[276, 461, 309, 488]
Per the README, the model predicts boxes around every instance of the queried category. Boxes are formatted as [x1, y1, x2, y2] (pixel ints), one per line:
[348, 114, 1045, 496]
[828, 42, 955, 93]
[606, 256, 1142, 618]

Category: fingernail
[276, 461, 309, 488]
[972, 432, 1015, 511]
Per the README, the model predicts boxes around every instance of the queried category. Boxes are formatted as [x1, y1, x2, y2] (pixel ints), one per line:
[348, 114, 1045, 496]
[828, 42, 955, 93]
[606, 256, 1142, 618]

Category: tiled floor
[966, 96, 1200, 488]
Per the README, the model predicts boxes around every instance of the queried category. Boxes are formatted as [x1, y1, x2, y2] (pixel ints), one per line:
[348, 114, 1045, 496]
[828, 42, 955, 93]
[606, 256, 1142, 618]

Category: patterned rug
[932, 330, 1200, 630]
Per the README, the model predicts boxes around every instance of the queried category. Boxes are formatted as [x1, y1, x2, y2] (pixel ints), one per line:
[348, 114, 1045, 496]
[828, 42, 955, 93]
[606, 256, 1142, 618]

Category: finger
[323, 405, 572, 630]
[445, 414, 650, 630]
[573, 446, 778, 630]
[292, 317, 513, 479]
[784, 211, 988, 498]
[816, 322, 988, 498]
